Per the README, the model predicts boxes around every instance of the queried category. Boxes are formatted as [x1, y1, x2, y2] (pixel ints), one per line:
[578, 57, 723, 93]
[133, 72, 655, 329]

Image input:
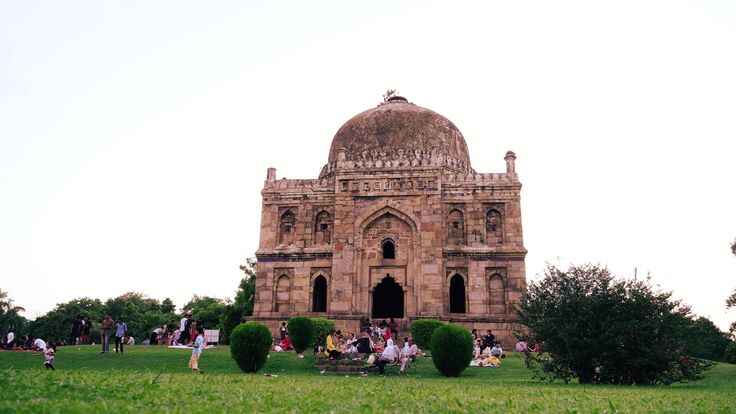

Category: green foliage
[430, 324, 473, 377]
[105, 292, 177, 341]
[310, 317, 335, 347]
[0, 289, 28, 337]
[28, 297, 105, 342]
[287, 317, 314, 353]
[724, 342, 736, 364]
[229, 322, 272, 373]
[519, 264, 711, 385]
[411, 319, 445, 350]
[183, 295, 228, 332]
[681, 316, 732, 361]
[221, 260, 256, 344]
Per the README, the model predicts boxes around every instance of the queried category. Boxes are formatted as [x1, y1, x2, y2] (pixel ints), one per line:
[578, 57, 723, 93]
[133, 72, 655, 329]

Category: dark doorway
[449, 274, 466, 313]
[372, 276, 404, 318]
[312, 275, 327, 312]
[381, 239, 396, 259]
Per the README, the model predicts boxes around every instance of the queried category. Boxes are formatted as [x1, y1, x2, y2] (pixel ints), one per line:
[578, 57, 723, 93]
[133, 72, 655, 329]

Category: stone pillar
[266, 167, 277, 182]
[504, 151, 516, 174]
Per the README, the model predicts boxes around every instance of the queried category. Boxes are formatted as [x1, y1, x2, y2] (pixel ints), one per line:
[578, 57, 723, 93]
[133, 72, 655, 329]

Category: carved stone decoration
[486, 209, 503, 245]
[447, 208, 465, 245]
[278, 208, 297, 246]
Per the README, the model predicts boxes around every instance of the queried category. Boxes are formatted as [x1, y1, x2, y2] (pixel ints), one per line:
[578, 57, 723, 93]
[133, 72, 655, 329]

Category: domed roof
[327, 96, 471, 167]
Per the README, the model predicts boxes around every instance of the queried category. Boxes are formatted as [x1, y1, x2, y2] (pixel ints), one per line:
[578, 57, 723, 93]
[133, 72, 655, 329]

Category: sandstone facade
[252, 95, 527, 346]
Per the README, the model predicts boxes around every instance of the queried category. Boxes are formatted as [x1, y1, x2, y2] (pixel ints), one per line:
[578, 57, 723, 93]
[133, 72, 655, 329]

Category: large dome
[327, 96, 471, 167]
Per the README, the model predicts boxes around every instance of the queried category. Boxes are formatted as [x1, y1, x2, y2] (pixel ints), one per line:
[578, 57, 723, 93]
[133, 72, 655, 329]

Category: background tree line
[0, 260, 255, 345]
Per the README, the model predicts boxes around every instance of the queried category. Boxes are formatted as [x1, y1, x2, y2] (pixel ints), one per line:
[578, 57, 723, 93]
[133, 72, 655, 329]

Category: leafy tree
[222, 259, 257, 344]
[183, 296, 228, 331]
[728, 239, 736, 337]
[430, 324, 473, 377]
[519, 264, 710, 385]
[104, 292, 177, 341]
[230, 322, 272, 373]
[0, 289, 28, 337]
[28, 297, 105, 342]
[680, 316, 732, 361]
[161, 298, 176, 314]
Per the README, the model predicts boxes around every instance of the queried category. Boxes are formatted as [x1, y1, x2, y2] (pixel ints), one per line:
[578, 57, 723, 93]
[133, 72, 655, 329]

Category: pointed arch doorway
[371, 275, 404, 318]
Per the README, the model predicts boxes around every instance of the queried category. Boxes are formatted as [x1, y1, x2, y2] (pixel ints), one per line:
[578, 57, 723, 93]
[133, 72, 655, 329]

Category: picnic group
[272, 318, 533, 375]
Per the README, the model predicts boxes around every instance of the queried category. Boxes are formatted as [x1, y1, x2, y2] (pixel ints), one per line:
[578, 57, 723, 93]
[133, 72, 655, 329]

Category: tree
[518, 264, 709, 385]
[29, 297, 105, 342]
[183, 296, 228, 331]
[104, 292, 177, 341]
[222, 259, 257, 344]
[729, 239, 736, 337]
[680, 316, 731, 361]
[0, 289, 28, 337]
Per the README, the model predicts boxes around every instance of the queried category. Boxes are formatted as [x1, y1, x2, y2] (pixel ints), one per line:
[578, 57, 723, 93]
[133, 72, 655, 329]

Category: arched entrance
[449, 274, 466, 314]
[372, 275, 404, 318]
[312, 275, 327, 312]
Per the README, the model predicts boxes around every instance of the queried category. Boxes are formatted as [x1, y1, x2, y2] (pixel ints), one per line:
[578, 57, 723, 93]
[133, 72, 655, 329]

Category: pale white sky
[1, 1, 735, 330]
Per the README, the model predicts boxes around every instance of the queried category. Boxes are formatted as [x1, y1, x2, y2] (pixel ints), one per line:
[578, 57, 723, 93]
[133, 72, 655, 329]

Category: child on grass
[44, 343, 56, 370]
[188, 327, 205, 373]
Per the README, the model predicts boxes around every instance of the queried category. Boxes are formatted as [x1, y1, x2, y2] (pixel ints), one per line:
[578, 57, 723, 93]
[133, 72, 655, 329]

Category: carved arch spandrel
[354, 205, 420, 249]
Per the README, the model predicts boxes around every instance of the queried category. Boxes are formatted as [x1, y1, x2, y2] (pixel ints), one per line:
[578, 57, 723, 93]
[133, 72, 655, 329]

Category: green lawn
[1, 346, 735, 413]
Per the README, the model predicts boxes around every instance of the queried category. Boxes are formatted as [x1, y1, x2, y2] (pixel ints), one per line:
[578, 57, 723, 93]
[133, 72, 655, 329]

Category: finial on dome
[382, 89, 408, 104]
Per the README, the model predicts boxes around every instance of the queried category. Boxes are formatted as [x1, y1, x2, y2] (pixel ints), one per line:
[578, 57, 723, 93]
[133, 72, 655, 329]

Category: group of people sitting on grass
[0, 332, 57, 369]
[314, 326, 420, 374]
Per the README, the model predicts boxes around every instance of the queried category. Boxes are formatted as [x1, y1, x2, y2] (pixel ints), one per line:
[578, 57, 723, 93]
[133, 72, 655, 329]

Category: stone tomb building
[253, 96, 527, 346]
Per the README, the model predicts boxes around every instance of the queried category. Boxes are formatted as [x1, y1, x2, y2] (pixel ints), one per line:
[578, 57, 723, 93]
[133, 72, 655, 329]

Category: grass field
[1, 346, 735, 413]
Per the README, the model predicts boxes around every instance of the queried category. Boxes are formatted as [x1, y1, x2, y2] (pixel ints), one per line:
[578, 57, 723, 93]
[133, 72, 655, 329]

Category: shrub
[310, 317, 335, 348]
[430, 324, 473, 377]
[288, 317, 314, 354]
[411, 319, 445, 350]
[519, 264, 712, 385]
[229, 322, 272, 373]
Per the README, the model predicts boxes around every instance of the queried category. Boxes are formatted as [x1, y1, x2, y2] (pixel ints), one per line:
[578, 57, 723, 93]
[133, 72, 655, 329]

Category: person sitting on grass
[473, 339, 482, 359]
[43, 343, 56, 370]
[325, 329, 341, 359]
[491, 342, 504, 358]
[33, 337, 47, 353]
[354, 330, 373, 354]
[368, 335, 400, 375]
[188, 327, 205, 373]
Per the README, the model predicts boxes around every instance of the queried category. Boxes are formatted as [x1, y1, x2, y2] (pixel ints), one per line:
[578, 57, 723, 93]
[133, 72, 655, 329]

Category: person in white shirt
[5, 331, 15, 349]
[400, 337, 419, 373]
[33, 337, 47, 352]
[44, 345, 56, 370]
[188, 327, 205, 373]
[491, 343, 503, 357]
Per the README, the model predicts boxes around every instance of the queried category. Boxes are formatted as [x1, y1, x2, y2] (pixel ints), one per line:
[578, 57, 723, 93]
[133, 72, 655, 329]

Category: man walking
[114, 318, 128, 353]
[100, 315, 113, 353]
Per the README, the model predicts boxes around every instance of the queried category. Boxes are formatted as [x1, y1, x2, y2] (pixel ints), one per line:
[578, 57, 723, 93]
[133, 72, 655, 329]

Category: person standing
[81, 317, 91, 344]
[114, 319, 128, 353]
[188, 327, 205, 373]
[5, 330, 15, 349]
[70, 315, 81, 345]
[279, 321, 287, 340]
[100, 315, 113, 353]
[179, 312, 191, 345]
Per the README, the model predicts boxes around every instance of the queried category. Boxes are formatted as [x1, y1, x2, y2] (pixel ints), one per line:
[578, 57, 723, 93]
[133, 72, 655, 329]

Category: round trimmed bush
[411, 319, 445, 350]
[310, 317, 335, 348]
[288, 316, 314, 354]
[229, 322, 272, 373]
[430, 324, 473, 377]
